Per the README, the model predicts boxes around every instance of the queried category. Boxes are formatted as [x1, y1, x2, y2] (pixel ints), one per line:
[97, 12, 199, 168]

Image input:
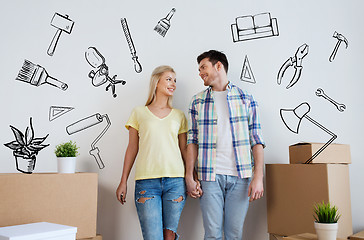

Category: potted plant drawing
[313, 201, 341, 240]
[54, 140, 79, 173]
[4, 117, 49, 174]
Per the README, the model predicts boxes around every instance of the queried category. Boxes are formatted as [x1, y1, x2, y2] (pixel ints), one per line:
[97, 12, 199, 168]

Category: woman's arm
[116, 127, 139, 204]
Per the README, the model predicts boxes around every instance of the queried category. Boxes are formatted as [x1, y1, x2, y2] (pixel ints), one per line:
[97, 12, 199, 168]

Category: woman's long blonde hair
[145, 65, 175, 108]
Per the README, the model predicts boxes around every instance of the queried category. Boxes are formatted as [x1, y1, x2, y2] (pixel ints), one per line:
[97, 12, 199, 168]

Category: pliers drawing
[277, 43, 309, 89]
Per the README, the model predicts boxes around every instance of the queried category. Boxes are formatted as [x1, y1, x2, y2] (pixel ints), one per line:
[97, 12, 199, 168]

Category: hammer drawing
[329, 31, 348, 62]
[47, 13, 74, 56]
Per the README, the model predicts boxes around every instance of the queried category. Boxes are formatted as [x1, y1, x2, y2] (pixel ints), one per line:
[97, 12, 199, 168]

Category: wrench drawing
[315, 88, 346, 112]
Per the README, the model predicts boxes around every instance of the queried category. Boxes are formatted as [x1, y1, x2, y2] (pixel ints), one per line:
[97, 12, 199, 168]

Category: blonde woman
[116, 66, 187, 240]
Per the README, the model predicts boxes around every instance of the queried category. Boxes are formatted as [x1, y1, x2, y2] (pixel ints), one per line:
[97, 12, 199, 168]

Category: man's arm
[248, 144, 264, 202]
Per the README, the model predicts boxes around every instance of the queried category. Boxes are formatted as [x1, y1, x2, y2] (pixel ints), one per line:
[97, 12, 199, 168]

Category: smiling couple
[116, 50, 265, 240]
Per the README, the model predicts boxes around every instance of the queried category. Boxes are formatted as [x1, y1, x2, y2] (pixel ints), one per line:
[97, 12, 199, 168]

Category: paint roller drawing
[66, 113, 111, 169]
[16, 60, 68, 91]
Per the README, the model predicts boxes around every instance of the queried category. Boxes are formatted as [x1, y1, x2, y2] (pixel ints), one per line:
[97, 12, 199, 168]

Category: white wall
[1, 0, 363, 239]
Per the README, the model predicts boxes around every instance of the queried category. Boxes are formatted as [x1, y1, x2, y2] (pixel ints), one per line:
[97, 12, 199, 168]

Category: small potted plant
[4, 117, 49, 174]
[54, 140, 79, 173]
[313, 201, 341, 240]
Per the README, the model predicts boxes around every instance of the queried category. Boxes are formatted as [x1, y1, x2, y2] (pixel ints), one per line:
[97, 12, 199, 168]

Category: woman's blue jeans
[200, 174, 251, 240]
[135, 177, 186, 240]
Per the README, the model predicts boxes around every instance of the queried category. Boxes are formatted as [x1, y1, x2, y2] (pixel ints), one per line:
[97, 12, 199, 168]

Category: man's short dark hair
[197, 50, 229, 73]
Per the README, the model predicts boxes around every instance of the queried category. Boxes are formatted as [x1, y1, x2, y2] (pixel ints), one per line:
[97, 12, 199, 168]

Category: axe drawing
[47, 13, 74, 56]
[329, 31, 348, 62]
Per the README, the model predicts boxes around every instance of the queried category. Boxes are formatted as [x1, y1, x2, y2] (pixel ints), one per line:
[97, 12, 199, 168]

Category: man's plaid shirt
[187, 82, 265, 181]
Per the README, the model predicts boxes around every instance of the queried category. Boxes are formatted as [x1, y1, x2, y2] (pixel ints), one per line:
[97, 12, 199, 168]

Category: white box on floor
[0, 222, 77, 240]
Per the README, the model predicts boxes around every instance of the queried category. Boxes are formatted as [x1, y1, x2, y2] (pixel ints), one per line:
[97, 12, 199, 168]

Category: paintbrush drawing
[154, 8, 176, 37]
[47, 13, 74, 56]
[16, 60, 68, 91]
[120, 18, 142, 73]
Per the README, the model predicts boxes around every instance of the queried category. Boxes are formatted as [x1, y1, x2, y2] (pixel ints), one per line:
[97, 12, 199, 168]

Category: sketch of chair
[231, 12, 279, 42]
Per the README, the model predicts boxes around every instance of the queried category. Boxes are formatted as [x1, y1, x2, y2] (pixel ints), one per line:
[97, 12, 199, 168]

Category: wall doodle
[4, 117, 49, 174]
[49, 106, 75, 121]
[231, 12, 279, 42]
[240, 55, 256, 84]
[280, 102, 337, 164]
[154, 8, 176, 37]
[315, 88, 346, 112]
[16, 60, 68, 91]
[47, 13, 74, 56]
[329, 31, 348, 62]
[85, 47, 126, 98]
[120, 18, 142, 73]
[66, 113, 111, 169]
[277, 43, 309, 89]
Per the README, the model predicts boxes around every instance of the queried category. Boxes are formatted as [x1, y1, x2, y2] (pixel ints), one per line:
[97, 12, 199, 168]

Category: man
[185, 50, 265, 240]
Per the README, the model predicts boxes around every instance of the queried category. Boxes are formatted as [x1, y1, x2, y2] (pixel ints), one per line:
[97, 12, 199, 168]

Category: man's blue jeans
[200, 174, 251, 240]
[134, 177, 186, 240]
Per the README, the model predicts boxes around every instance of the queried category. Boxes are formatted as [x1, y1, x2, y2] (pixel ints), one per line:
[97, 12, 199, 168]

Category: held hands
[186, 177, 203, 199]
[116, 182, 127, 205]
[248, 175, 264, 202]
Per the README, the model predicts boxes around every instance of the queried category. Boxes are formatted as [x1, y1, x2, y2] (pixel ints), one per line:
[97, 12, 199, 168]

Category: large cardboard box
[283, 233, 346, 240]
[0, 173, 98, 239]
[270, 233, 285, 240]
[350, 230, 364, 240]
[266, 164, 352, 239]
[0, 222, 77, 240]
[289, 143, 351, 164]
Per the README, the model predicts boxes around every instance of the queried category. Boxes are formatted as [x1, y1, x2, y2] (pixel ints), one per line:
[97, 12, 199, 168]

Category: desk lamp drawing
[277, 44, 309, 89]
[85, 47, 126, 98]
[66, 113, 111, 169]
[231, 12, 279, 43]
[280, 102, 337, 164]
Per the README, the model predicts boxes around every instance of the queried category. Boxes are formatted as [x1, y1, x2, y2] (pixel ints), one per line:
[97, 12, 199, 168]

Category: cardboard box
[0, 173, 98, 239]
[78, 234, 102, 240]
[0, 222, 77, 240]
[289, 142, 351, 164]
[283, 233, 346, 240]
[266, 164, 352, 239]
[270, 233, 286, 240]
[350, 230, 364, 240]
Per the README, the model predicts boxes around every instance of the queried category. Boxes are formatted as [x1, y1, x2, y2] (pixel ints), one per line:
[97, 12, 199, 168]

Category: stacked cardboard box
[350, 230, 364, 240]
[0, 173, 98, 239]
[266, 143, 352, 239]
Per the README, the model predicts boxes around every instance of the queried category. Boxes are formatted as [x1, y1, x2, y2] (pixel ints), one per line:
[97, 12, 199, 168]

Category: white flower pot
[57, 157, 77, 173]
[314, 222, 338, 240]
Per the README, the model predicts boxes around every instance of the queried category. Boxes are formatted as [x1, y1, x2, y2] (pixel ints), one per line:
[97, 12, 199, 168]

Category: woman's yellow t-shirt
[125, 106, 188, 180]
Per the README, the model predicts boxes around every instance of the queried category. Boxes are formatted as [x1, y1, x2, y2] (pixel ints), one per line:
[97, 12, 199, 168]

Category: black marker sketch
[49, 106, 74, 121]
[66, 113, 111, 169]
[280, 102, 337, 164]
[231, 12, 279, 43]
[47, 13, 74, 56]
[240, 55, 256, 84]
[85, 47, 126, 98]
[4, 117, 49, 174]
[329, 31, 348, 62]
[120, 18, 142, 73]
[16, 60, 68, 91]
[277, 44, 309, 89]
[154, 8, 176, 37]
[316, 88, 346, 112]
